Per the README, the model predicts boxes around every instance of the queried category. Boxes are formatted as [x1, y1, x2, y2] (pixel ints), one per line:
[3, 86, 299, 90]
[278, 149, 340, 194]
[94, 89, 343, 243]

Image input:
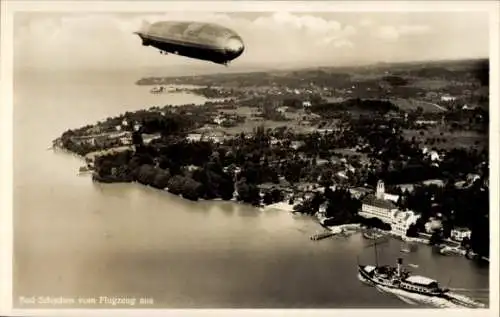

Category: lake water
[12, 69, 490, 309]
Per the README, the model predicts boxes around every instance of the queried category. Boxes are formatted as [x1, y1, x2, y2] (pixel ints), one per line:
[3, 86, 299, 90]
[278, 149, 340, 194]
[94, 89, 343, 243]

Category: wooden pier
[310, 232, 335, 241]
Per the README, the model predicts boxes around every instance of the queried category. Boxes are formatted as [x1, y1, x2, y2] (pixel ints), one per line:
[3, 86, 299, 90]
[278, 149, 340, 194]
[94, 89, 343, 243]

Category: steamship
[358, 258, 450, 297]
[358, 237, 452, 298]
[358, 240, 486, 307]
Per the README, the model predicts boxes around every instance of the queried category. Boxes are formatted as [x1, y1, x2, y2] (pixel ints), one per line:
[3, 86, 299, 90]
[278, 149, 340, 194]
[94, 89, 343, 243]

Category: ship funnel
[397, 257, 403, 277]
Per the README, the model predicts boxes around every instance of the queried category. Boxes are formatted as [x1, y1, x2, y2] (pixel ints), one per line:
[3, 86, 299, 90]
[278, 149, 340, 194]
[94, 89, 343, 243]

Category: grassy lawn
[403, 128, 487, 150]
[391, 98, 447, 113]
[220, 120, 292, 135]
[406, 78, 450, 90]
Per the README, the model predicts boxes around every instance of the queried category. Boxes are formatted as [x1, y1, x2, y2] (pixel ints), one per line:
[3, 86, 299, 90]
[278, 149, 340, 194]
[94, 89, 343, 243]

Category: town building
[359, 180, 420, 237]
[415, 120, 438, 126]
[384, 193, 400, 203]
[348, 187, 372, 199]
[186, 133, 203, 142]
[390, 210, 420, 237]
[425, 91, 438, 100]
[466, 173, 481, 184]
[270, 137, 280, 145]
[276, 106, 289, 114]
[424, 218, 443, 233]
[422, 179, 445, 187]
[290, 140, 305, 150]
[213, 116, 226, 125]
[451, 227, 472, 242]
[441, 95, 456, 102]
[360, 181, 399, 224]
[120, 136, 131, 145]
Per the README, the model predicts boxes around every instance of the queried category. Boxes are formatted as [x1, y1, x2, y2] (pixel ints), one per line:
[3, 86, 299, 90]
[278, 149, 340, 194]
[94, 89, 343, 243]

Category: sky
[13, 11, 490, 73]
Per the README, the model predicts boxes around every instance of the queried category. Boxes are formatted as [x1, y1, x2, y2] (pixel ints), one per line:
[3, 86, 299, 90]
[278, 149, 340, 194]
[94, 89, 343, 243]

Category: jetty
[310, 231, 335, 241]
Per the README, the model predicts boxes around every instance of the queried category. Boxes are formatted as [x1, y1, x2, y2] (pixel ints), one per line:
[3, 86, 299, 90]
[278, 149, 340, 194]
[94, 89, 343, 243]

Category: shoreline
[53, 143, 299, 207]
[52, 145, 488, 266]
[49, 83, 489, 260]
[52, 144, 359, 235]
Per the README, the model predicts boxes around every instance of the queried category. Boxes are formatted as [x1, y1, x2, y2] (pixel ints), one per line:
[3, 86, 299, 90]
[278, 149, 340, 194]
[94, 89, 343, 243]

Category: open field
[214, 105, 317, 135]
[220, 120, 289, 135]
[218, 106, 256, 117]
[206, 119, 315, 135]
[391, 98, 447, 113]
[406, 78, 451, 90]
[403, 128, 487, 150]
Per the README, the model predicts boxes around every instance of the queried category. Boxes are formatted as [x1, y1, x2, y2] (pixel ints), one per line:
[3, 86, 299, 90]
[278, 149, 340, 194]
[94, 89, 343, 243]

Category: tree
[167, 175, 186, 195]
[263, 192, 274, 205]
[132, 131, 144, 147]
[270, 188, 284, 203]
[136, 164, 156, 185]
[219, 176, 235, 201]
[182, 177, 203, 201]
[461, 236, 471, 249]
[429, 230, 444, 246]
[470, 216, 489, 257]
[151, 168, 170, 189]
[406, 223, 419, 238]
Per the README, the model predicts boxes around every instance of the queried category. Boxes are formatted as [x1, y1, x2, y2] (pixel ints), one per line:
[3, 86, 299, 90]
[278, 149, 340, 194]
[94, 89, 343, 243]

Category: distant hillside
[136, 58, 488, 89]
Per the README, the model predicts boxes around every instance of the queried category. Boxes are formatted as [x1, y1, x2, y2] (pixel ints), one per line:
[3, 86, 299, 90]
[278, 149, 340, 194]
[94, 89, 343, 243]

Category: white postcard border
[1, 1, 499, 317]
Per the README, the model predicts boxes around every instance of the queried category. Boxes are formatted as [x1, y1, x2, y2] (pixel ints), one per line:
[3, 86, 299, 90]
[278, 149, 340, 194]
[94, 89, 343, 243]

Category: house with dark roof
[348, 187, 372, 199]
[359, 180, 420, 237]
[359, 181, 398, 224]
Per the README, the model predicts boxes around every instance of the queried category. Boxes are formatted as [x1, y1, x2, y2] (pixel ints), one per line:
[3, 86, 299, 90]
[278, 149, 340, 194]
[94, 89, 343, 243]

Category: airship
[134, 20, 245, 66]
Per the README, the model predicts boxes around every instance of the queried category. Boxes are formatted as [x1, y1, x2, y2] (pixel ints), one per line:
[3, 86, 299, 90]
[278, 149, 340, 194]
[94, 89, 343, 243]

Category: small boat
[400, 241, 412, 253]
[363, 229, 384, 240]
[150, 86, 166, 94]
[78, 166, 92, 175]
[409, 263, 419, 268]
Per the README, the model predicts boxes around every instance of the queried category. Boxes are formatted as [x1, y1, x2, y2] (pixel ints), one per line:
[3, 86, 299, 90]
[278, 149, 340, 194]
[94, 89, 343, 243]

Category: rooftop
[362, 194, 397, 210]
[452, 227, 471, 233]
[349, 187, 372, 193]
[404, 275, 437, 286]
[392, 210, 412, 221]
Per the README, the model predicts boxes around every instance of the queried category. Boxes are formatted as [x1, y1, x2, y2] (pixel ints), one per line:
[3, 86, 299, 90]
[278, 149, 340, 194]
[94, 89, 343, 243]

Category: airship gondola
[134, 21, 245, 66]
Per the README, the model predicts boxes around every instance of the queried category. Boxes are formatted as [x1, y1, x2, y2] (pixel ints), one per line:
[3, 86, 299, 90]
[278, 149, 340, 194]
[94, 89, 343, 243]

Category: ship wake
[357, 273, 486, 308]
[376, 284, 486, 308]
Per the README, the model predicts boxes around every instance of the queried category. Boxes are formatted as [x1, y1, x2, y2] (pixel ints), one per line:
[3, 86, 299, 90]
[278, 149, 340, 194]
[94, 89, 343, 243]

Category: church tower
[376, 180, 385, 200]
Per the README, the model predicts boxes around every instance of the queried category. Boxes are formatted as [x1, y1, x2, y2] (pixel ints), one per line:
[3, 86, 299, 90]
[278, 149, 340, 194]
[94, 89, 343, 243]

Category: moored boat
[362, 229, 384, 240]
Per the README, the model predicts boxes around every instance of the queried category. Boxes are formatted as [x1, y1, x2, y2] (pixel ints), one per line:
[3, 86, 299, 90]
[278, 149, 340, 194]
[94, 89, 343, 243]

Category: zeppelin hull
[141, 36, 229, 65]
[136, 21, 245, 65]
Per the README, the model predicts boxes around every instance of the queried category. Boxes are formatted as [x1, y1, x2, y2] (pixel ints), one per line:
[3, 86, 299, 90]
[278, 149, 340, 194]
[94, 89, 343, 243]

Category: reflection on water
[13, 70, 489, 308]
